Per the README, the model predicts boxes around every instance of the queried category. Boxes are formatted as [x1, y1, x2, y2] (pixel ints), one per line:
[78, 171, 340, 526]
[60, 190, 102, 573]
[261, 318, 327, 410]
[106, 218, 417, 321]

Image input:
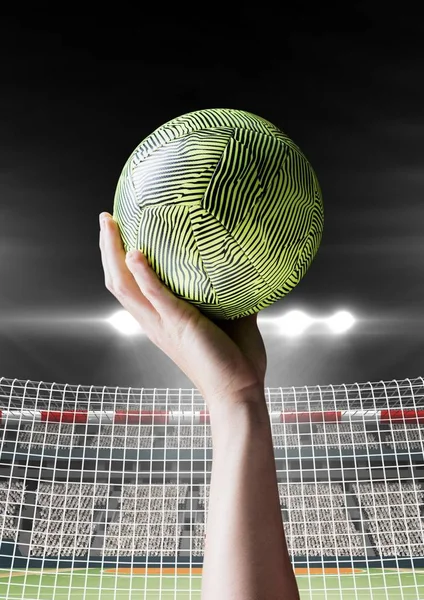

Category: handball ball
[113, 108, 324, 320]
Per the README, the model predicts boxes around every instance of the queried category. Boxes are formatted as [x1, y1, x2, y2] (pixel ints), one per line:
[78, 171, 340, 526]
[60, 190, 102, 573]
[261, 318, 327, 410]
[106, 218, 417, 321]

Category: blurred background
[1, 6, 423, 389]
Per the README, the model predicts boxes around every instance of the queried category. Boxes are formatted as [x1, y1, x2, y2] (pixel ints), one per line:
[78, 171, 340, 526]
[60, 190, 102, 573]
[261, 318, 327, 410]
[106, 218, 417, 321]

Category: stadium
[1, 373, 424, 599]
[3, 9, 424, 600]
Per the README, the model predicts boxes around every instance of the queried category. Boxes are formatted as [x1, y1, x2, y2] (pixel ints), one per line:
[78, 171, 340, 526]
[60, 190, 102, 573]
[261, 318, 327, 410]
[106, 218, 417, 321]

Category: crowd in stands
[0, 477, 424, 558]
[102, 484, 188, 556]
[29, 482, 109, 557]
[87, 425, 155, 448]
[1, 418, 424, 560]
[352, 480, 424, 557]
[313, 423, 379, 450]
[278, 482, 366, 556]
[3, 421, 424, 454]
[15, 423, 74, 449]
[384, 424, 424, 450]
[0, 479, 25, 541]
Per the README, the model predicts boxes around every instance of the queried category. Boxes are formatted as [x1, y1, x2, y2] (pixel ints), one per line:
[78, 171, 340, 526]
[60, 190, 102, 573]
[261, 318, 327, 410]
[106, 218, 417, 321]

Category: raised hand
[99, 212, 267, 409]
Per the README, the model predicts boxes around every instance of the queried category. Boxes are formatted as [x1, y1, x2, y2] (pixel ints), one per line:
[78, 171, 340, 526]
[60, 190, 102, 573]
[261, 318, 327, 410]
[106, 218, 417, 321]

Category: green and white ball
[113, 108, 324, 320]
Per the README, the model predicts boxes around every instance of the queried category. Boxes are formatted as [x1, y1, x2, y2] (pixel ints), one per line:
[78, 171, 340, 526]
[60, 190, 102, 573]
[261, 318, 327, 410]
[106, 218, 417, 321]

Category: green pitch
[1, 568, 424, 599]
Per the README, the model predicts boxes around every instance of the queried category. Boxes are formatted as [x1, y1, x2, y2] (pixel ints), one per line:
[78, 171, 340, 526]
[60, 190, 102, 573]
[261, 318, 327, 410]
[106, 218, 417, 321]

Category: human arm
[99, 212, 300, 600]
[203, 396, 300, 600]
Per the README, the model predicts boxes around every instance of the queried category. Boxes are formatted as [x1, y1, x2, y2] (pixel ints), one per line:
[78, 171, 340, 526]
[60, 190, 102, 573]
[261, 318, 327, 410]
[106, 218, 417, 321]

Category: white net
[0, 375, 424, 599]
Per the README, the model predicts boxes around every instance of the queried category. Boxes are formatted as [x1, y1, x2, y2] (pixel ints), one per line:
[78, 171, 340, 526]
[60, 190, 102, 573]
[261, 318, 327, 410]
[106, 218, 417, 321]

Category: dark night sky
[1, 9, 423, 391]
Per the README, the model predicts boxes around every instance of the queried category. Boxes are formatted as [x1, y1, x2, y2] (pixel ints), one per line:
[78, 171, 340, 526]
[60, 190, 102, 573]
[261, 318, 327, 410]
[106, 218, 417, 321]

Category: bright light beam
[107, 310, 143, 335]
[106, 309, 356, 337]
[326, 311, 355, 334]
[278, 310, 313, 337]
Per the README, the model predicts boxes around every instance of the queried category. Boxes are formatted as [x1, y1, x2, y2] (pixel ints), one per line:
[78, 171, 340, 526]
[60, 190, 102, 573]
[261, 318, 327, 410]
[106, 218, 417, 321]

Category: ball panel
[201, 135, 263, 233]
[247, 148, 323, 295]
[130, 108, 288, 165]
[163, 108, 279, 136]
[113, 159, 140, 251]
[131, 129, 232, 208]
[202, 144, 323, 303]
[230, 204, 303, 287]
[188, 205, 276, 319]
[231, 128, 289, 193]
[135, 201, 280, 321]
[137, 203, 219, 305]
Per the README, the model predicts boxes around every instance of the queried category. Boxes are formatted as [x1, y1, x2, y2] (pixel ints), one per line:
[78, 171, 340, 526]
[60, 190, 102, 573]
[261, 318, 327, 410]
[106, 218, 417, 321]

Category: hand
[99, 212, 267, 407]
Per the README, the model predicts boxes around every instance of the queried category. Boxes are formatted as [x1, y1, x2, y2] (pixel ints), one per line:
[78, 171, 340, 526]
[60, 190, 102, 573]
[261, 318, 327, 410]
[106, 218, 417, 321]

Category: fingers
[99, 213, 201, 347]
[99, 213, 162, 335]
[125, 250, 182, 317]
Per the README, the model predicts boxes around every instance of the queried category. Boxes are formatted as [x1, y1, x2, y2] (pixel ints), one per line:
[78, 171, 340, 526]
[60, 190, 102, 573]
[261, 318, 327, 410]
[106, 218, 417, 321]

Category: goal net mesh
[0, 375, 424, 599]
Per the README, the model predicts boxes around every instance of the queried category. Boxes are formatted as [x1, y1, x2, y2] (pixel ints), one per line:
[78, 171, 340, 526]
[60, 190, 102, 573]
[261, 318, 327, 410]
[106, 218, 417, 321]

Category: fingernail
[99, 212, 111, 227]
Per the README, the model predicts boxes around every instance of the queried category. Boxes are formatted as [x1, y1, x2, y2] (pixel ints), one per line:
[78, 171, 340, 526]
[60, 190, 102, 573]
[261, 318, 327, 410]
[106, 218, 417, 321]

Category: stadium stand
[353, 480, 424, 557]
[0, 479, 26, 541]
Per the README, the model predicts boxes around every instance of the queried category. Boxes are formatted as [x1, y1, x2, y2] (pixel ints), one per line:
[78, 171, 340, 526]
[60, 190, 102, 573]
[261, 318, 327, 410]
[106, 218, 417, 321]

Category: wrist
[205, 387, 270, 429]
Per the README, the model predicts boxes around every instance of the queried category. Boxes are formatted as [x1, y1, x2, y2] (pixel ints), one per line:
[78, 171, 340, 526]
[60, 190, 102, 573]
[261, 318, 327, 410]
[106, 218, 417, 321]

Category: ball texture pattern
[113, 108, 324, 320]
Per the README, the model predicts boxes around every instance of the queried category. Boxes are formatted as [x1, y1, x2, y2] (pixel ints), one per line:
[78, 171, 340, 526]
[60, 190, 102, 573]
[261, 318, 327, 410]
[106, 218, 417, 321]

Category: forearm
[201, 396, 300, 600]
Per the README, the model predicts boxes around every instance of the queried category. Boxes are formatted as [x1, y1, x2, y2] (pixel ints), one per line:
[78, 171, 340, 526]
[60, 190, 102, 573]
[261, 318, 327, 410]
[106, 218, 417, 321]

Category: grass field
[0, 569, 424, 600]
[1, 567, 424, 599]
